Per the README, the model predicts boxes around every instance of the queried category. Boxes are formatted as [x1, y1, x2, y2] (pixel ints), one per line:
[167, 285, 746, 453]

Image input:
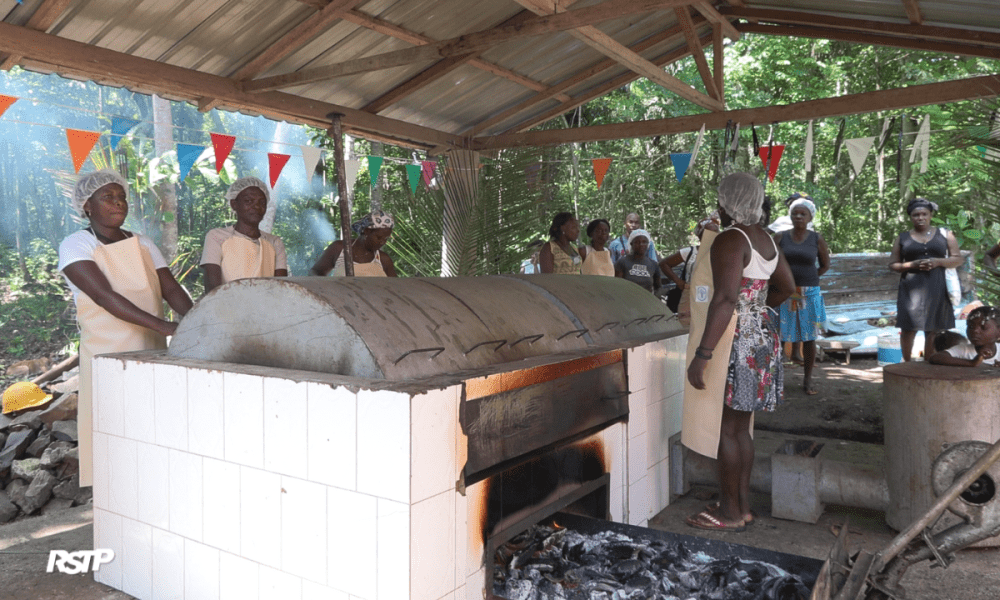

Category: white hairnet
[224, 177, 270, 204]
[788, 198, 816, 217]
[627, 228, 651, 246]
[718, 173, 764, 226]
[74, 170, 128, 217]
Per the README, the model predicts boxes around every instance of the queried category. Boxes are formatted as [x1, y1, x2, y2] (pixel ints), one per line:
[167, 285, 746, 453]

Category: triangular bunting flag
[368, 156, 384, 191]
[757, 144, 785, 182]
[210, 133, 236, 174]
[690, 125, 706, 166]
[730, 123, 741, 152]
[592, 158, 612, 189]
[65, 129, 102, 173]
[845, 137, 876, 176]
[405, 164, 422, 194]
[344, 158, 361, 198]
[177, 144, 206, 183]
[909, 115, 931, 174]
[268, 153, 291, 188]
[300, 145, 322, 181]
[670, 153, 692, 182]
[804, 120, 814, 173]
[109, 116, 140, 151]
[0, 95, 17, 119]
[421, 160, 436, 187]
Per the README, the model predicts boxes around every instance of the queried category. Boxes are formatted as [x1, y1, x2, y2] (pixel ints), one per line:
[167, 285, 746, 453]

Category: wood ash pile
[493, 523, 812, 600]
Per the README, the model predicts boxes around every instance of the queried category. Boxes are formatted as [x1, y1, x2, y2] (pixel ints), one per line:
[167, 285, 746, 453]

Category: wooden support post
[327, 113, 354, 276]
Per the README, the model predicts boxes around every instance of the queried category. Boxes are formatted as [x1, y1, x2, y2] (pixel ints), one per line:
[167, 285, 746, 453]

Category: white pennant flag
[690, 124, 706, 165]
[344, 158, 361, 199]
[804, 120, 814, 173]
[300, 146, 322, 182]
[730, 122, 741, 152]
[908, 115, 931, 173]
[845, 137, 876, 176]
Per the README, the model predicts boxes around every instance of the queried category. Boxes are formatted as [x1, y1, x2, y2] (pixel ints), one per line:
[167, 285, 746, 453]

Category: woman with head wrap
[773, 195, 830, 394]
[201, 177, 289, 294]
[889, 197, 962, 360]
[614, 229, 661, 292]
[310, 209, 398, 277]
[682, 173, 795, 532]
[579, 219, 614, 276]
[57, 170, 193, 487]
[538, 212, 582, 274]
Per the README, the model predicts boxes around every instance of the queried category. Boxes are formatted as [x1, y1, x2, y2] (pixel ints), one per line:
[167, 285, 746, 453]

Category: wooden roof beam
[473, 73, 1000, 149]
[0, 22, 463, 150]
[693, 0, 740, 40]
[675, 6, 720, 101]
[243, 0, 699, 93]
[0, 0, 75, 70]
[713, 22, 725, 105]
[901, 0, 923, 25]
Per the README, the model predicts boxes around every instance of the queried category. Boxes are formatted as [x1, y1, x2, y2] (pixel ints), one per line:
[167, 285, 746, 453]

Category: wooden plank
[0, 22, 463, 149]
[713, 22, 724, 105]
[901, 0, 923, 25]
[0, 0, 75, 70]
[675, 6, 720, 101]
[243, 0, 698, 92]
[694, 0, 740, 40]
[473, 73, 1000, 149]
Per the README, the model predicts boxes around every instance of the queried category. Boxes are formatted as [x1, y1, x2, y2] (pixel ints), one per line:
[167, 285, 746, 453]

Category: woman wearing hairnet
[201, 177, 289, 293]
[57, 170, 193, 487]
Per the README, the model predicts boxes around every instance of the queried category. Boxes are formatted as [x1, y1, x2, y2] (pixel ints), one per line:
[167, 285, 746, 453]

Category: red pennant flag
[421, 160, 436, 187]
[66, 129, 102, 173]
[592, 158, 612, 189]
[0, 94, 17, 119]
[210, 133, 236, 174]
[758, 145, 785, 182]
[268, 153, 291, 188]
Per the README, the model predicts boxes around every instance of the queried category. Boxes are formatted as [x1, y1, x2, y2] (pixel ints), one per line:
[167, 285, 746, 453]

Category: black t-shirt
[616, 255, 659, 291]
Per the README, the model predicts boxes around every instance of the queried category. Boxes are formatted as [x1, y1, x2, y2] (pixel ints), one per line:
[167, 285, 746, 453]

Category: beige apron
[77, 236, 167, 486]
[220, 234, 276, 284]
[681, 230, 751, 459]
[333, 250, 387, 277]
[581, 248, 614, 276]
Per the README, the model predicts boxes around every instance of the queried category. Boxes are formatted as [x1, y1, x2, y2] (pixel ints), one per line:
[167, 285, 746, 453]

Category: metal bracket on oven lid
[557, 328, 589, 341]
[596, 321, 619, 332]
[624, 316, 651, 328]
[393, 347, 446, 365]
[647, 314, 666, 323]
[509, 334, 544, 348]
[463, 340, 507, 355]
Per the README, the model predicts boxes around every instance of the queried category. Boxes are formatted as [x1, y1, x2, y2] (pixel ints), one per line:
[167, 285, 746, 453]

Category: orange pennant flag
[210, 133, 236, 174]
[0, 94, 17, 119]
[592, 158, 612, 189]
[66, 129, 102, 173]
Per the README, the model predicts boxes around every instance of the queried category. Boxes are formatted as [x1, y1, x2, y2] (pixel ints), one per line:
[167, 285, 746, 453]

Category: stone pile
[0, 369, 90, 524]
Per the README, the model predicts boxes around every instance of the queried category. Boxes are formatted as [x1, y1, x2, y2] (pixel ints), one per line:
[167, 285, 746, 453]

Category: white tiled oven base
[92, 334, 686, 600]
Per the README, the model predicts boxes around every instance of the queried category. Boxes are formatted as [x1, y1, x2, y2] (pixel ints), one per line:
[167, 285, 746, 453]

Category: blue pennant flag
[109, 116, 140, 151]
[670, 153, 692, 182]
[177, 144, 206, 183]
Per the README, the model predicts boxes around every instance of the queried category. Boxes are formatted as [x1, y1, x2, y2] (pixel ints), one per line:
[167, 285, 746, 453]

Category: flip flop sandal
[704, 502, 755, 525]
[685, 510, 747, 532]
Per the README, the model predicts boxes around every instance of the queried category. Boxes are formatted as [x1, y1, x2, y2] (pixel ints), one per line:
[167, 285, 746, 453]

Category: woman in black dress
[888, 198, 962, 361]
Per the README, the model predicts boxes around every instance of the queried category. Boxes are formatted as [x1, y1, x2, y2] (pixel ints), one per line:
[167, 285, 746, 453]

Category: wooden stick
[31, 354, 79, 386]
[327, 113, 354, 276]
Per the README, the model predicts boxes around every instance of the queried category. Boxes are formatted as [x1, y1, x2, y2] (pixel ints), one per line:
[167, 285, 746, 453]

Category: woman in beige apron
[579, 219, 614, 276]
[310, 210, 398, 277]
[59, 170, 193, 486]
[202, 177, 289, 293]
[539, 212, 582, 274]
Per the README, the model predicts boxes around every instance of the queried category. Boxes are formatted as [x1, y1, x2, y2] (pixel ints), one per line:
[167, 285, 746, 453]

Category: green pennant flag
[367, 155, 383, 191]
[405, 164, 421, 194]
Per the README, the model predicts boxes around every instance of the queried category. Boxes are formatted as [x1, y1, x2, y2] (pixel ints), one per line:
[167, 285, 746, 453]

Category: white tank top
[730, 227, 778, 279]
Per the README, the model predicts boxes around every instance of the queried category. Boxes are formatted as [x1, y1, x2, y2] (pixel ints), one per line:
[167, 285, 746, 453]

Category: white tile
[454, 489, 468, 585]
[137, 443, 169, 529]
[121, 517, 152, 600]
[648, 342, 667, 406]
[327, 488, 376, 599]
[264, 378, 309, 479]
[93, 509, 122, 589]
[628, 431, 648, 486]
[627, 392, 648, 439]
[463, 482, 486, 579]
[411, 492, 455, 600]
[224, 372, 264, 468]
[651, 457, 672, 515]
[411, 386, 459, 504]
[122, 361, 156, 443]
[220, 552, 259, 600]
[241, 466, 282, 567]
[627, 345, 649, 392]
[302, 580, 349, 600]
[203, 457, 241, 555]
[282, 476, 327, 584]
[185, 539, 220, 600]
[307, 384, 356, 489]
[92, 432, 110, 511]
[647, 400, 669, 469]
[357, 390, 410, 503]
[188, 368, 225, 459]
[609, 477, 625, 523]
[154, 363, 189, 451]
[628, 475, 651, 526]
[464, 569, 484, 600]
[96, 357, 125, 436]
[152, 527, 184, 600]
[377, 499, 409, 600]
[260, 564, 302, 600]
[108, 435, 138, 520]
[663, 391, 684, 441]
[169, 449, 203, 542]
[665, 334, 689, 396]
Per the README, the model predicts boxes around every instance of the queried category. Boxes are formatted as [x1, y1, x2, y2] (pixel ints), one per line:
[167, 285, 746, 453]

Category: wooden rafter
[243, 0, 699, 93]
[713, 22, 724, 105]
[0, 22, 462, 150]
[0, 0, 75, 70]
[675, 6, 720, 101]
[474, 73, 1000, 149]
[693, 0, 740, 40]
[901, 0, 924, 25]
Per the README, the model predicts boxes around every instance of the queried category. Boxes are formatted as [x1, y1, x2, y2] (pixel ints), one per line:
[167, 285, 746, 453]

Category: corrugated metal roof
[1, 0, 998, 150]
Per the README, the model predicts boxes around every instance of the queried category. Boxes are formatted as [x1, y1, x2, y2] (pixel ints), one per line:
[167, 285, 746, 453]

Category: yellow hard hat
[2, 381, 53, 414]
